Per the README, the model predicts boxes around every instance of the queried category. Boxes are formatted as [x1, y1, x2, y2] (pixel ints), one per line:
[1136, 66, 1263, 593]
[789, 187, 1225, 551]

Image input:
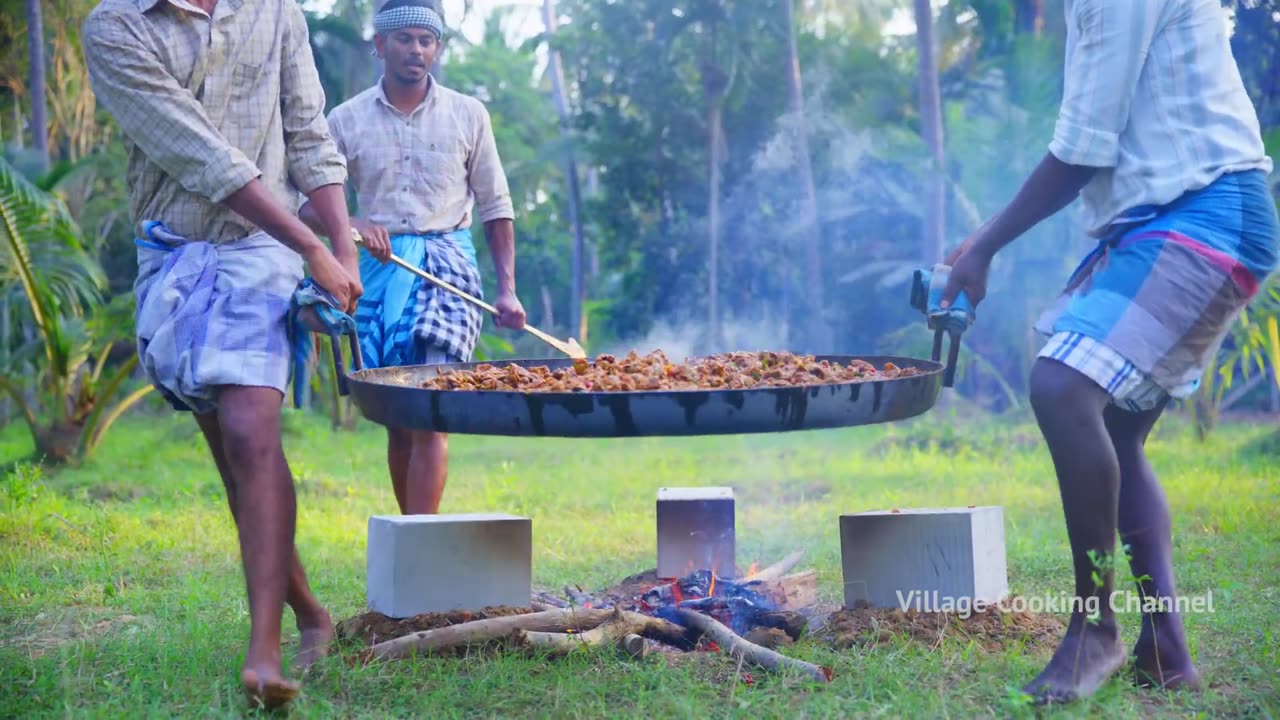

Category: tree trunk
[542, 0, 588, 342]
[703, 18, 730, 353]
[782, 0, 830, 354]
[707, 101, 724, 351]
[913, 0, 946, 265]
[1, 296, 9, 423]
[1015, 0, 1045, 36]
[36, 420, 84, 464]
[26, 0, 49, 172]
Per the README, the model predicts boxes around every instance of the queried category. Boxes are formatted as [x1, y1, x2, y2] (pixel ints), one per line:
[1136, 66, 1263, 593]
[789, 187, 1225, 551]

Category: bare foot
[1133, 619, 1201, 691]
[1023, 614, 1128, 705]
[294, 608, 335, 673]
[242, 667, 300, 711]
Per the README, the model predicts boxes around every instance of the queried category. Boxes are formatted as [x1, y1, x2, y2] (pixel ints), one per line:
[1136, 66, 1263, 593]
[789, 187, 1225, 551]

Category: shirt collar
[375, 74, 439, 116]
[138, 0, 245, 15]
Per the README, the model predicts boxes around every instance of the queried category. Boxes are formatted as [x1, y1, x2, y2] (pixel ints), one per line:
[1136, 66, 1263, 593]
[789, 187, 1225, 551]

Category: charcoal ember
[565, 586, 599, 608]
[641, 583, 679, 607]
[670, 596, 772, 635]
[677, 569, 716, 598]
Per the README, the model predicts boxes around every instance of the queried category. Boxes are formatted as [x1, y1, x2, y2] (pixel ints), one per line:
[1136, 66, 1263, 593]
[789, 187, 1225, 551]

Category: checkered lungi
[354, 229, 483, 368]
[133, 222, 304, 413]
[1034, 170, 1280, 412]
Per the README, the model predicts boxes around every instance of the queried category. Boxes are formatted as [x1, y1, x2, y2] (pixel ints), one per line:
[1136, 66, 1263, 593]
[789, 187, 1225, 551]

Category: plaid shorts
[419, 346, 457, 366]
[1038, 331, 1199, 412]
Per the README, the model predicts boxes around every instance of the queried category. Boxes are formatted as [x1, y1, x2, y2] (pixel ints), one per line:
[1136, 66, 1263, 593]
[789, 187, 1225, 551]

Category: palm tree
[25, 0, 48, 172]
[0, 157, 151, 463]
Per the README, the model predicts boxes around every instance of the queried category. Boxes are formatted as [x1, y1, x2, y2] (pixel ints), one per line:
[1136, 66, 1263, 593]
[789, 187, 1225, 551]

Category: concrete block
[657, 486, 735, 578]
[366, 513, 531, 618]
[839, 506, 1008, 610]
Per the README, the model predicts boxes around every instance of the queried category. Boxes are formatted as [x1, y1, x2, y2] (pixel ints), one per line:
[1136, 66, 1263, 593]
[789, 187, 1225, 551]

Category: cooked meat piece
[419, 350, 923, 392]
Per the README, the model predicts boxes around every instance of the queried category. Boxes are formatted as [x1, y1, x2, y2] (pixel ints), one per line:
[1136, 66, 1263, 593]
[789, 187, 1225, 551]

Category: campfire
[341, 551, 831, 683]
[536, 551, 816, 638]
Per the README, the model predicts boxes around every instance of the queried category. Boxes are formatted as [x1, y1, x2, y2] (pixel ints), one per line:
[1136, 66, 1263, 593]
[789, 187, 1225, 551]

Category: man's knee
[215, 387, 284, 460]
[1029, 358, 1108, 419]
[415, 430, 447, 452]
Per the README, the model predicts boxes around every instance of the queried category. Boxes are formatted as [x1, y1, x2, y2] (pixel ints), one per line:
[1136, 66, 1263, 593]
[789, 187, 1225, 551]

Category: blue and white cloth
[288, 278, 359, 409]
[354, 228, 482, 368]
[1035, 170, 1280, 411]
[373, 4, 443, 39]
[133, 222, 304, 414]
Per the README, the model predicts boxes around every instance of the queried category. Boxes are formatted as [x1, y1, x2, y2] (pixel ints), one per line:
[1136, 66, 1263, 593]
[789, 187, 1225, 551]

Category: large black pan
[325, 335, 944, 437]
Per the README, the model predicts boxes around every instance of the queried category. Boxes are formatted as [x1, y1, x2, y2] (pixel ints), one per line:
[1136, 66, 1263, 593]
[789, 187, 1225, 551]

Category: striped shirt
[83, 0, 347, 244]
[1050, 0, 1272, 237]
[325, 76, 515, 235]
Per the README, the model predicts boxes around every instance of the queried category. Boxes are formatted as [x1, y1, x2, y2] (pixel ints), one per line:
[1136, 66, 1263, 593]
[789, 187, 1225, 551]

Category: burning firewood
[364, 608, 692, 661]
[358, 551, 827, 685]
[515, 609, 671, 659]
[668, 608, 831, 683]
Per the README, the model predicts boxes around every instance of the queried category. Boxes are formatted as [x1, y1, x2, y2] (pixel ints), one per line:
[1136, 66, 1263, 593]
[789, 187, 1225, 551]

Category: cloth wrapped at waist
[133, 221, 353, 413]
[1034, 169, 1280, 397]
[354, 227, 483, 369]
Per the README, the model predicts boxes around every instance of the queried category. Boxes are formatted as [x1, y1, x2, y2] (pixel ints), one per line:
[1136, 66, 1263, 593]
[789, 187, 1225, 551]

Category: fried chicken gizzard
[419, 350, 923, 393]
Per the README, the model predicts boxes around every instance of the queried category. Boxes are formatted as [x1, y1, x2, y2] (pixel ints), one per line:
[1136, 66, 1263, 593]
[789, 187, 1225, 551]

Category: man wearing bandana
[300, 0, 527, 515]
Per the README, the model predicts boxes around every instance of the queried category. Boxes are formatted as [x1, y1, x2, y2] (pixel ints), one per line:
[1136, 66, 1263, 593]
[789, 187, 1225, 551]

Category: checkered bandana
[374, 5, 443, 39]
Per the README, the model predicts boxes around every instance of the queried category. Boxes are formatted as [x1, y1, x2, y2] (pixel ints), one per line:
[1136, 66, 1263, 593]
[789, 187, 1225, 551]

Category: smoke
[601, 315, 794, 361]
[595, 55, 1080, 407]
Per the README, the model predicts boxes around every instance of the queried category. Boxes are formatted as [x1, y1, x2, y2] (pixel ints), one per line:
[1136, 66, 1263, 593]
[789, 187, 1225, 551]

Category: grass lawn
[0, 405, 1277, 718]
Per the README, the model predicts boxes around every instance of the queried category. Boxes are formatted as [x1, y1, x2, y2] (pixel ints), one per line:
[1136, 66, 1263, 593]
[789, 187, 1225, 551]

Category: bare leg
[387, 427, 412, 513]
[1023, 358, 1128, 704]
[1104, 401, 1201, 690]
[406, 430, 448, 514]
[195, 412, 333, 671]
[209, 386, 307, 709]
[388, 428, 448, 514]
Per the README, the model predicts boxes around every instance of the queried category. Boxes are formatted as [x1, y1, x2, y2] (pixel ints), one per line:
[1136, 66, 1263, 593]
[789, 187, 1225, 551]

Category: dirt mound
[819, 597, 1065, 653]
[335, 605, 536, 647]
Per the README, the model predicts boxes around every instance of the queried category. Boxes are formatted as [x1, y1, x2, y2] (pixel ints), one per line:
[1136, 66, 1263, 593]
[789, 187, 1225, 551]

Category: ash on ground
[335, 605, 535, 648]
[818, 596, 1065, 653]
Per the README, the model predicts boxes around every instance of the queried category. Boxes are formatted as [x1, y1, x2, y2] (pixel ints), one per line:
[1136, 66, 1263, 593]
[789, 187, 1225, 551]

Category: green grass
[0, 407, 1277, 718]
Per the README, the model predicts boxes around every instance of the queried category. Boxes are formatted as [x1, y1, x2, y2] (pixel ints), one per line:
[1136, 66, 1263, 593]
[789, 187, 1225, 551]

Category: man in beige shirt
[83, 0, 359, 708]
[301, 0, 526, 516]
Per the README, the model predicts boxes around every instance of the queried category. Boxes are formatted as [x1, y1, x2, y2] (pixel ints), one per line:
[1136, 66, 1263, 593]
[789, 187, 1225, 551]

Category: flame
[708, 573, 716, 598]
[672, 583, 683, 604]
[745, 561, 760, 579]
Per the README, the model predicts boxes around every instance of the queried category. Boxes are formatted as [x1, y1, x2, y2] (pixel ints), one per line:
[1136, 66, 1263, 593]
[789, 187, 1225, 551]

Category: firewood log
[365, 608, 691, 661]
[516, 610, 669, 659]
[747, 550, 804, 582]
[671, 608, 831, 683]
[750, 570, 818, 611]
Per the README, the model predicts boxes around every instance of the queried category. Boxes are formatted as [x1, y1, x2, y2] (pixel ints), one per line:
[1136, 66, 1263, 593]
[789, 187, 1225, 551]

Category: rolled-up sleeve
[1049, 0, 1159, 168]
[467, 101, 515, 223]
[83, 10, 260, 203]
[279, 2, 347, 195]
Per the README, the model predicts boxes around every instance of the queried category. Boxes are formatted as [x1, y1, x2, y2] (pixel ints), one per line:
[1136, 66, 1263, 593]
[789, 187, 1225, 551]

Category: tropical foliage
[0, 156, 151, 463]
[1, 0, 1277, 448]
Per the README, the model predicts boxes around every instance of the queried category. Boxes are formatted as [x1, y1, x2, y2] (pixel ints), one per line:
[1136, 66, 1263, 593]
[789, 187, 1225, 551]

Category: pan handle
[327, 326, 364, 396]
[931, 328, 960, 388]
